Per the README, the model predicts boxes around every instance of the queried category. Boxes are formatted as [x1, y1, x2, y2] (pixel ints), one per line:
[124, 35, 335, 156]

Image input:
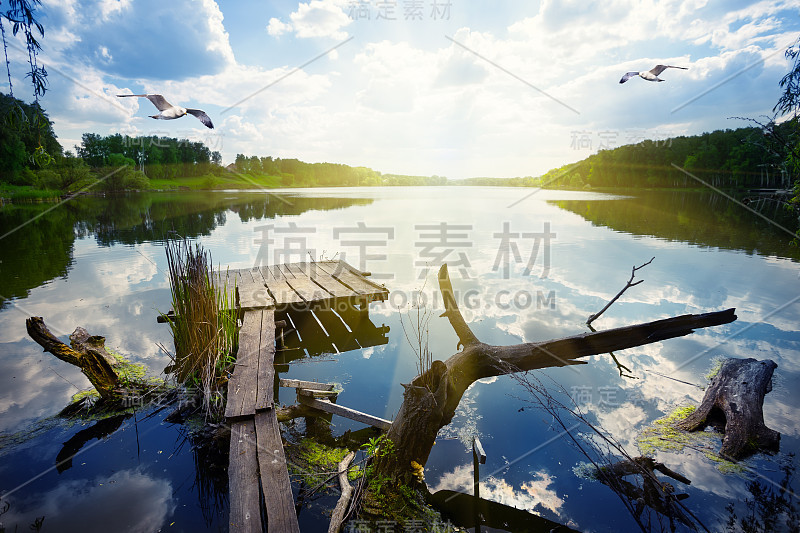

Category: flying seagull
[116, 94, 214, 128]
[619, 65, 688, 84]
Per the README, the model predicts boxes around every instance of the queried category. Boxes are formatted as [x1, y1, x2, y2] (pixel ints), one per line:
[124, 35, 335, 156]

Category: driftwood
[328, 450, 356, 533]
[374, 264, 738, 484]
[674, 357, 779, 459]
[26, 317, 120, 399]
[595, 456, 695, 529]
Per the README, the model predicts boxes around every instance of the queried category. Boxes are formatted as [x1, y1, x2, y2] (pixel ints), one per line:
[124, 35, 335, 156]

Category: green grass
[0, 184, 62, 200]
[162, 237, 238, 416]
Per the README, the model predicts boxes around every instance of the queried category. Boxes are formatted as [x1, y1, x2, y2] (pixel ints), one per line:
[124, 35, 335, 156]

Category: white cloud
[36, 0, 800, 178]
[268, 0, 352, 40]
[98, 0, 132, 20]
[267, 17, 292, 36]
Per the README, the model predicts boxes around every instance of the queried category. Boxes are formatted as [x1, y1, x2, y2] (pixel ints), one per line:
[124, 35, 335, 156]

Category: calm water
[0, 187, 798, 532]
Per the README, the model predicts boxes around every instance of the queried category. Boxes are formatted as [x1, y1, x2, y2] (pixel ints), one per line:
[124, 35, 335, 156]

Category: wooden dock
[223, 260, 390, 533]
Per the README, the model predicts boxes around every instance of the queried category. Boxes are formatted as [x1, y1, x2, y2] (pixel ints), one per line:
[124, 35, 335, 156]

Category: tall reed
[163, 237, 237, 415]
[399, 288, 435, 391]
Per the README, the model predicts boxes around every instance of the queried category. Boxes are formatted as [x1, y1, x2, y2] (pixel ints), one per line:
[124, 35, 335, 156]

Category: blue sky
[5, 0, 800, 178]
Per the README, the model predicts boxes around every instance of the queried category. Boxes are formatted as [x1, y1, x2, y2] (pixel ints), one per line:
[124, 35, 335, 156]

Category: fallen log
[26, 317, 120, 399]
[328, 450, 356, 533]
[674, 357, 779, 460]
[374, 264, 738, 485]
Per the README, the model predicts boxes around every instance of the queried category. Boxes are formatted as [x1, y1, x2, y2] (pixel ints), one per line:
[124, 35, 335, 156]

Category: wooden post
[472, 436, 486, 532]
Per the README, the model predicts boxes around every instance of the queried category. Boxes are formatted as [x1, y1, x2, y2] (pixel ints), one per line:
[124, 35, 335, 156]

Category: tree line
[231, 153, 448, 187]
[458, 124, 796, 191]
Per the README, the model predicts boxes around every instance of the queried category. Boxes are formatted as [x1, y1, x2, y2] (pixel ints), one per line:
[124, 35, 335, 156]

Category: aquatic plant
[162, 236, 237, 416]
[636, 405, 745, 474]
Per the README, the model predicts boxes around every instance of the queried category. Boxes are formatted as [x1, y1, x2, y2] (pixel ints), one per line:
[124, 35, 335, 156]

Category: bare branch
[587, 257, 655, 326]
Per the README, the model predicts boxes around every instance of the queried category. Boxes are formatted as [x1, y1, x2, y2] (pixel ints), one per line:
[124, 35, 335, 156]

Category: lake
[0, 186, 798, 532]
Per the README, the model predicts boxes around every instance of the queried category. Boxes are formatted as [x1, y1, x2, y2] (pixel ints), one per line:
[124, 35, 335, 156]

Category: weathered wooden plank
[254, 410, 300, 533]
[293, 262, 358, 300]
[285, 267, 335, 304]
[229, 419, 262, 533]
[297, 388, 339, 398]
[239, 267, 274, 310]
[316, 261, 389, 301]
[226, 310, 261, 419]
[255, 310, 276, 411]
[279, 378, 334, 391]
[257, 266, 305, 308]
[298, 395, 392, 431]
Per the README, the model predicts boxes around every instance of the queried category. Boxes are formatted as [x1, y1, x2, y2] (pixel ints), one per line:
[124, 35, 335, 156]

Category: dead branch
[587, 257, 655, 326]
[328, 451, 356, 533]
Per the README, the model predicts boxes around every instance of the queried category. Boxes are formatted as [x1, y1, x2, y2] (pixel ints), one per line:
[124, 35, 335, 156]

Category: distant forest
[460, 123, 797, 191]
[0, 90, 796, 197]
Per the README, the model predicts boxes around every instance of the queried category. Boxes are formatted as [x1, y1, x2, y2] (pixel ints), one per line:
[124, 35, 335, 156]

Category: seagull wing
[186, 108, 214, 129]
[115, 93, 174, 111]
[144, 94, 174, 111]
[619, 71, 639, 84]
[650, 65, 687, 76]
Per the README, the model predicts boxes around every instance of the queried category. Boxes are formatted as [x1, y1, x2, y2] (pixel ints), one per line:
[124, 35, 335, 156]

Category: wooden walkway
[224, 260, 390, 533]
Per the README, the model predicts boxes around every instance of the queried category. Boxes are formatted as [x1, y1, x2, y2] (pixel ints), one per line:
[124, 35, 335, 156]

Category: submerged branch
[328, 451, 356, 533]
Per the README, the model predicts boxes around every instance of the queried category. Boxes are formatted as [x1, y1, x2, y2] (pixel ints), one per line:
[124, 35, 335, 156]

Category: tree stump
[674, 358, 779, 460]
[26, 316, 121, 399]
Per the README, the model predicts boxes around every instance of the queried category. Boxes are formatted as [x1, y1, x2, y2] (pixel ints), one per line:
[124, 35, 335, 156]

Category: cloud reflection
[2, 469, 175, 533]
[431, 463, 564, 517]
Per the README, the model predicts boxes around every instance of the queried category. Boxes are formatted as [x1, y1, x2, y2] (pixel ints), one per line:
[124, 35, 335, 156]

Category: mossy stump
[674, 357, 779, 460]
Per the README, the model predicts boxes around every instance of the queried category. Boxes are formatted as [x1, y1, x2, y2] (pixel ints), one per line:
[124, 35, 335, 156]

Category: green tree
[0, 92, 60, 183]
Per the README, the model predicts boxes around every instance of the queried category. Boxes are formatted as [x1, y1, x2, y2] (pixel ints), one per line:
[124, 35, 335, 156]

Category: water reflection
[0, 187, 798, 532]
[0, 191, 374, 308]
[550, 190, 800, 261]
[431, 463, 564, 517]
[1, 469, 175, 533]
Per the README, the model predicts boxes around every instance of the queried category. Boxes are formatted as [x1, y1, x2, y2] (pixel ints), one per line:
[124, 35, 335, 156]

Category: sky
[4, 0, 800, 179]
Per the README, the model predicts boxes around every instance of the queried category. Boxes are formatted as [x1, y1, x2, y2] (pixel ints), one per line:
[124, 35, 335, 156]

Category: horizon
[4, 0, 799, 180]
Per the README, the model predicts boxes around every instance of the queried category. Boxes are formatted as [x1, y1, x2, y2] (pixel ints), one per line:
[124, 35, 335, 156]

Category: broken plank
[255, 310, 276, 411]
[254, 410, 300, 533]
[298, 395, 392, 431]
[226, 310, 261, 419]
[297, 388, 339, 398]
[229, 419, 262, 533]
[279, 378, 334, 391]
